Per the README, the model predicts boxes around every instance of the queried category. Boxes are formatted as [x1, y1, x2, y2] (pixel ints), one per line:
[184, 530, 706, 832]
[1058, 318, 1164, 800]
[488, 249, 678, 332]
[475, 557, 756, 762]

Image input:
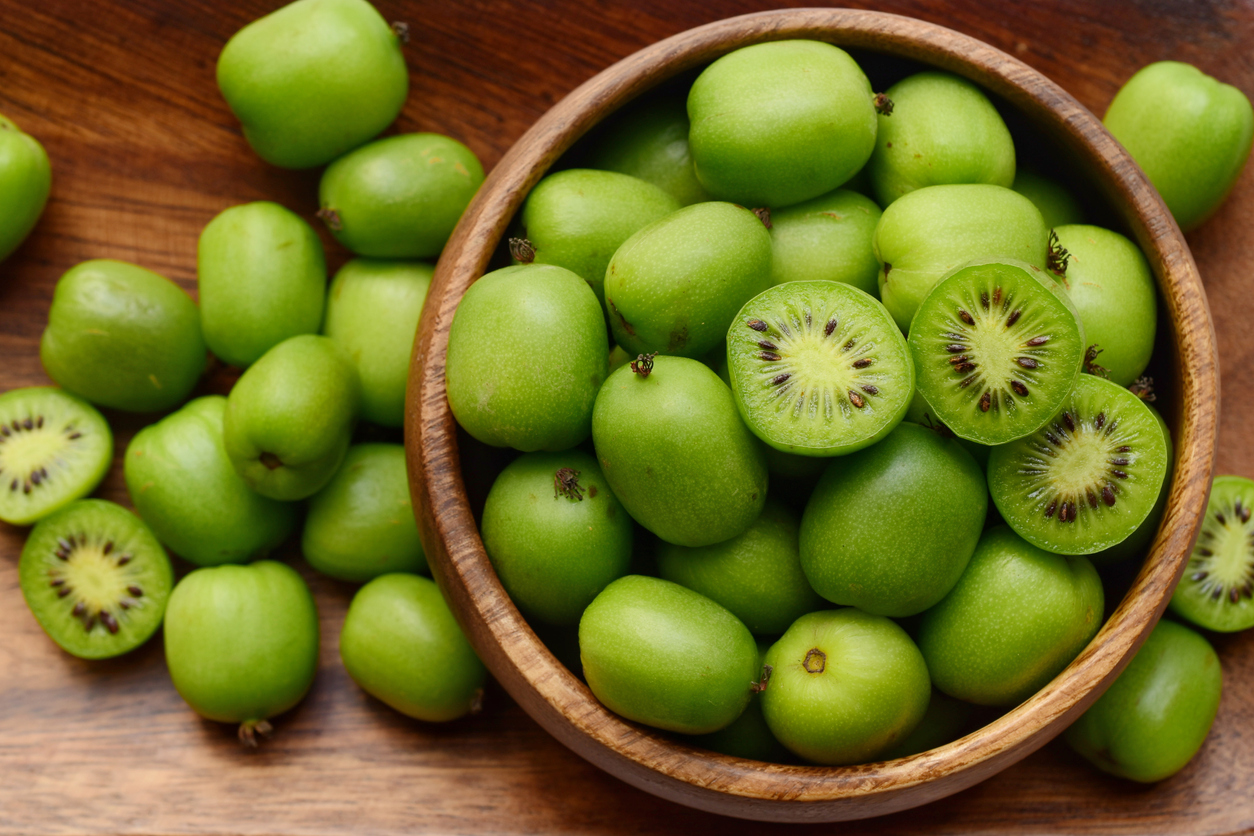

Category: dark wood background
[2, 1, 1252, 833]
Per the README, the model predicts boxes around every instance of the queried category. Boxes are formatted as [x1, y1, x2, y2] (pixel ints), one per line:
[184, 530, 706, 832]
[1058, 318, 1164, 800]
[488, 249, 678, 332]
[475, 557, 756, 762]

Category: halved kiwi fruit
[1169, 475, 1254, 632]
[19, 499, 173, 659]
[0, 387, 113, 525]
[987, 374, 1168, 555]
[909, 260, 1085, 445]
[727, 281, 914, 456]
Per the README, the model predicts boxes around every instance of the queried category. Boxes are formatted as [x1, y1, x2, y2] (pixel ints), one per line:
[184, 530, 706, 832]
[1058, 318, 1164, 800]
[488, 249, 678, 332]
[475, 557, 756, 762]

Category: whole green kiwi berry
[0, 112, 52, 263]
[867, 71, 1016, 207]
[1011, 169, 1084, 228]
[164, 560, 319, 745]
[125, 396, 298, 566]
[481, 450, 632, 626]
[216, 0, 408, 169]
[198, 201, 327, 368]
[446, 263, 607, 452]
[340, 573, 486, 722]
[591, 356, 768, 548]
[41, 259, 206, 413]
[688, 40, 877, 207]
[579, 575, 760, 735]
[767, 189, 882, 295]
[319, 133, 484, 259]
[322, 258, 431, 428]
[302, 443, 426, 582]
[1065, 618, 1221, 782]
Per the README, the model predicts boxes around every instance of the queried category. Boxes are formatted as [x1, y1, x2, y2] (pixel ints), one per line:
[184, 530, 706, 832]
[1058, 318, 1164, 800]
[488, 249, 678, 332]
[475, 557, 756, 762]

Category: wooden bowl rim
[407, 7, 1218, 821]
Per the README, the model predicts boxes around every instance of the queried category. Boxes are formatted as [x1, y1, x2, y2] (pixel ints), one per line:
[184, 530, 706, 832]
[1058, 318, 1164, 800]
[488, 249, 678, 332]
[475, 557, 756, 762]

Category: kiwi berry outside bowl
[406, 9, 1218, 823]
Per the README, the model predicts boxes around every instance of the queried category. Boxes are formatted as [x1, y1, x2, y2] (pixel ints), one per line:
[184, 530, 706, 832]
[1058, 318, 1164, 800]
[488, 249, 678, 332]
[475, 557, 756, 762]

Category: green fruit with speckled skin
[689, 640, 791, 762]
[579, 574, 760, 734]
[0, 112, 51, 263]
[592, 356, 767, 548]
[767, 189, 882, 295]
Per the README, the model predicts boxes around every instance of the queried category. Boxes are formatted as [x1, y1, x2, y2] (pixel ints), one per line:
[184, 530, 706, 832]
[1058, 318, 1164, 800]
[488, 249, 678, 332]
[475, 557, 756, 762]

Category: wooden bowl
[406, 8, 1218, 822]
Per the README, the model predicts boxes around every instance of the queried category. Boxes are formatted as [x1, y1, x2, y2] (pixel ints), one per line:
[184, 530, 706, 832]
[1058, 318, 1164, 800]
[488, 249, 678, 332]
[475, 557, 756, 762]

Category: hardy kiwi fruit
[987, 374, 1169, 555]
[909, 260, 1085, 445]
[0, 387, 113, 526]
[18, 499, 173, 659]
[1169, 475, 1254, 632]
[727, 280, 914, 456]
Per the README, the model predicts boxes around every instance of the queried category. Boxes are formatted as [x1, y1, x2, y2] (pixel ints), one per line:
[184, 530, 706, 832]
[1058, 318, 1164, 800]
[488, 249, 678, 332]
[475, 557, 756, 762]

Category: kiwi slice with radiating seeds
[0, 387, 113, 525]
[1169, 475, 1254, 632]
[19, 499, 173, 659]
[987, 374, 1168, 555]
[909, 261, 1084, 445]
[727, 281, 913, 456]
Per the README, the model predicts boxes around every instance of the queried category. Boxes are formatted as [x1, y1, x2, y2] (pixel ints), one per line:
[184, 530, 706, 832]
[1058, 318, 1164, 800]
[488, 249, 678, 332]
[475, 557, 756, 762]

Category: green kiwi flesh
[19, 499, 173, 659]
[727, 281, 913, 456]
[909, 261, 1084, 445]
[0, 387, 113, 525]
[987, 374, 1168, 555]
[1169, 475, 1254, 632]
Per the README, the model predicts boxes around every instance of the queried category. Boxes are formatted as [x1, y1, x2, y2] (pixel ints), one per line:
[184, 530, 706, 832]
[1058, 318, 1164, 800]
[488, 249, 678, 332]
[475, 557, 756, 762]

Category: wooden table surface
[2, 1, 1253, 833]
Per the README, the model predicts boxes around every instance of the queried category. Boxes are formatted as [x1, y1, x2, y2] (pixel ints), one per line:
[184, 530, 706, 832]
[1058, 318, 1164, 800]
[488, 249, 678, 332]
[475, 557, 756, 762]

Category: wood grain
[2, 0, 1253, 833]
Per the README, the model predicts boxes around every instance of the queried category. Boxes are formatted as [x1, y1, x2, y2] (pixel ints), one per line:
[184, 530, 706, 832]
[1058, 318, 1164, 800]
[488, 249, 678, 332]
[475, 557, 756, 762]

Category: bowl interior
[406, 8, 1217, 823]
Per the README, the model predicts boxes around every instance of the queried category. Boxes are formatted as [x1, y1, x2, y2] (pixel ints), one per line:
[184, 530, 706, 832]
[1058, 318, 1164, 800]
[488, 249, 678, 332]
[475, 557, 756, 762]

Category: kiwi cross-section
[987, 374, 1168, 555]
[19, 499, 173, 659]
[909, 261, 1085, 445]
[1169, 475, 1254, 632]
[0, 387, 113, 526]
[727, 281, 913, 456]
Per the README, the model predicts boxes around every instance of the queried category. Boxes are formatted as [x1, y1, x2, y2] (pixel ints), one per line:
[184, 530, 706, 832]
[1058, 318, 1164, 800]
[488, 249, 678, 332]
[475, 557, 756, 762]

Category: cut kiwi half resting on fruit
[0, 387, 113, 526]
[727, 280, 914, 456]
[909, 260, 1085, 445]
[1169, 475, 1254, 632]
[987, 374, 1168, 555]
[19, 499, 173, 659]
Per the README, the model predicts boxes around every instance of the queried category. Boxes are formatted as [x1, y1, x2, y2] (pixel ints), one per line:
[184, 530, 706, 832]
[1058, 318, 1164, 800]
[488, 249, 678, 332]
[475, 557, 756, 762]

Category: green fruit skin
[592, 357, 768, 548]
[0, 113, 52, 263]
[688, 40, 877, 208]
[586, 91, 712, 206]
[579, 575, 759, 735]
[446, 264, 608, 452]
[1011, 169, 1084, 228]
[918, 525, 1104, 706]
[604, 202, 772, 359]
[657, 499, 824, 636]
[198, 201, 327, 368]
[340, 573, 486, 722]
[1104, 61, 1254, 232]
[481, 450, 632, 626]
[1065, 619, 1222, 783]
[1169, 475, 1254, 632]
[1049, 225, 1157, 387]
[800, 423, 988, 617]
[879, 688, 977, 760]
[164, 560, 319, 724]
[40, 260, 206, 413]
[320, 133, 485, 259]
[768, 189, 882, 295]
[302, 443, 427, 582]
[520, 169, 681, 309]
[689, 640, 791, 763]
[322, 258, 431, 428]
[223, 335, 359, 501]
[762, 609, 931, 765]
[216, 0, 407, 169]
[125, 396, 298, 566]
[874, 184, 1049, 332]
[868, 72, 1016, 207]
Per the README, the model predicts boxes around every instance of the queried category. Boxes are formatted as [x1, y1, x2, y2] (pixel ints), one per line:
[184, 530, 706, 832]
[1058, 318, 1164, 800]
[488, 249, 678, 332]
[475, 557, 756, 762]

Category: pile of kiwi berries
[3, 0, 489, 745]
[445, 39, 1251, 778]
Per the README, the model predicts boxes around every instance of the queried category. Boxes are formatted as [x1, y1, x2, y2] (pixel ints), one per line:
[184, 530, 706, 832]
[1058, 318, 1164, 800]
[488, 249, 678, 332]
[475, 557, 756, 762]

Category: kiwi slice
[1169, 475, 1254, 632]
[727, 281, 913, 456]
[0, 387, 113, 525]
[909, 261, 1084, 445]
[19, 499, 173, 659]
[987, 374, 1168, 555]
